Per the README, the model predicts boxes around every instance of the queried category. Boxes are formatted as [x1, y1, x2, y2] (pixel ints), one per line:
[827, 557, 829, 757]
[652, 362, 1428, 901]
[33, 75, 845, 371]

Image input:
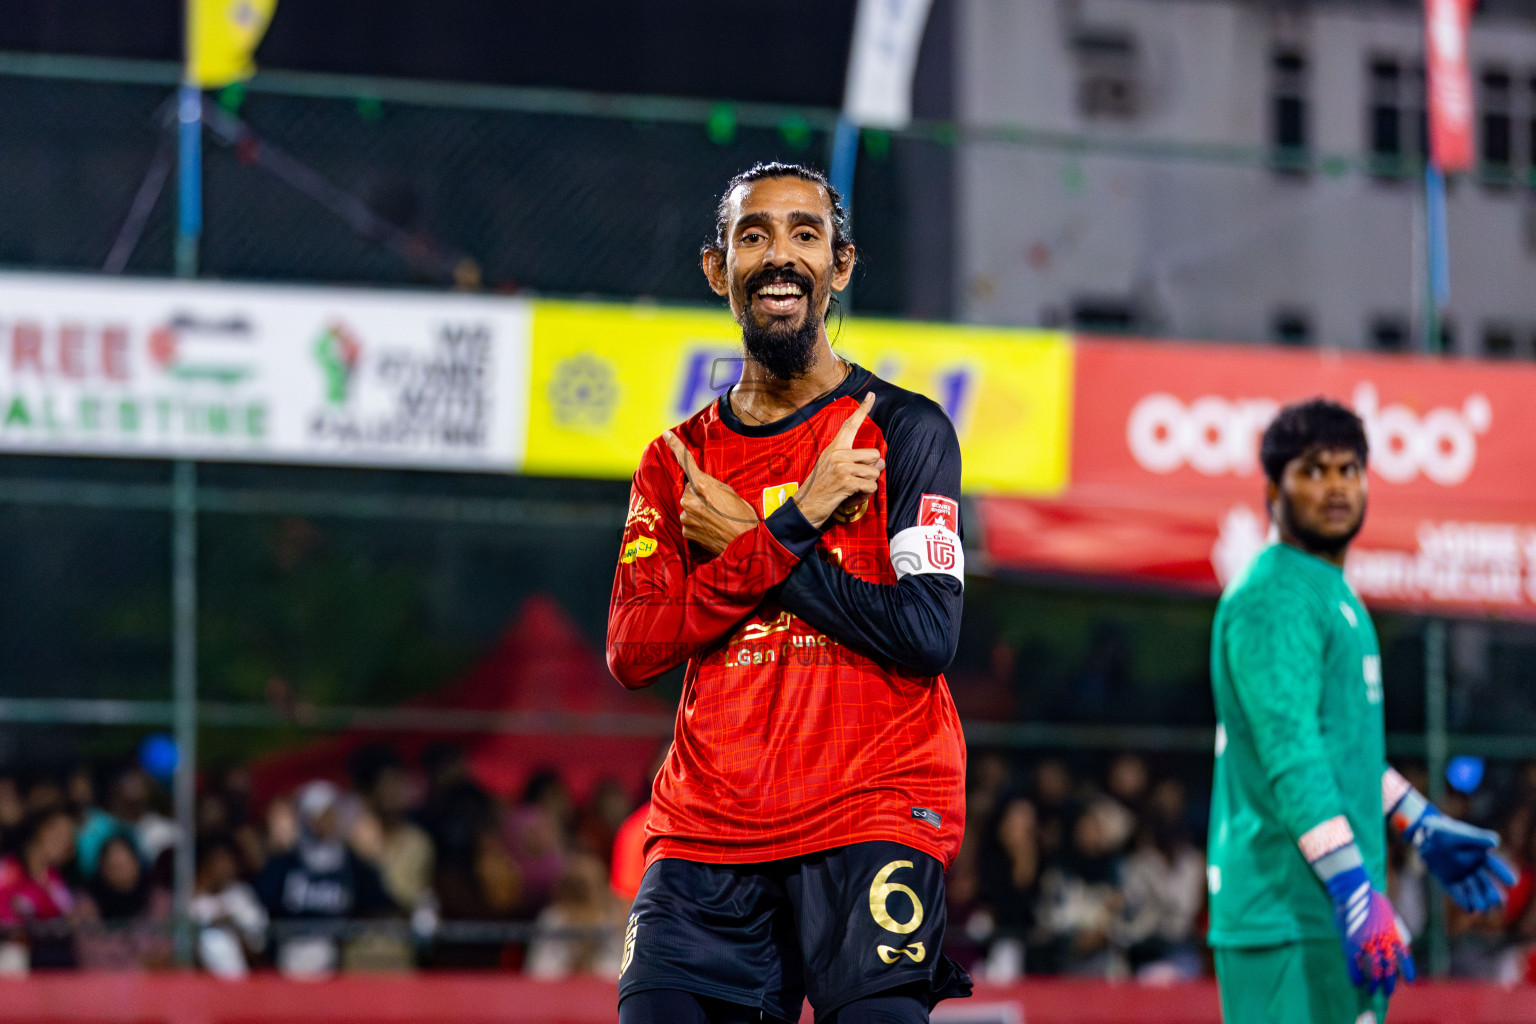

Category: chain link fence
[0, 68, 921, 314]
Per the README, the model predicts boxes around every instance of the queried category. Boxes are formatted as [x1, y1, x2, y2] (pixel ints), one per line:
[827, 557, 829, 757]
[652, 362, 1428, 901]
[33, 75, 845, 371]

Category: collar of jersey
[1272, 540, 1345, 576]
[715, 361, 873, 438]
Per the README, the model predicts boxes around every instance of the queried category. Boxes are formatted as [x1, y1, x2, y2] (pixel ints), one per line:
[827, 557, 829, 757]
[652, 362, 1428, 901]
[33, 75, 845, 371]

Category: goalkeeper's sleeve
[1224, 580, 1350, 852]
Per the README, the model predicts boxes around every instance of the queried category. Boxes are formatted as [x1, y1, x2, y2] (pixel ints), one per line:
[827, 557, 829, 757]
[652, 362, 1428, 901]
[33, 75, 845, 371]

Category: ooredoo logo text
[1126, 383, 1491, 486]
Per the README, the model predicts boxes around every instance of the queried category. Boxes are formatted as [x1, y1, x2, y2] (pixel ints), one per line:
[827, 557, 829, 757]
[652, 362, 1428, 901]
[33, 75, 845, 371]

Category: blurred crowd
[1, 743, 1534, 983]
[0, 742, 638, 978]
[942, 753, 1536, 986]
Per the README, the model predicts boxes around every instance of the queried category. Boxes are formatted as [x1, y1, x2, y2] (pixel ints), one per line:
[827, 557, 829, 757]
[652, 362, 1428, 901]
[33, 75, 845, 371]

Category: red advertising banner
[980, 339, 1536, 618]
[1426, 0, 1476, 172]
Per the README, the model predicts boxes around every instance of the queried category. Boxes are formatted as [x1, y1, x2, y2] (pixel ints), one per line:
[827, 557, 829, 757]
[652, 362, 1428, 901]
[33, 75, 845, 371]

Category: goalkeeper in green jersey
[1207, 399, 1515, 1024]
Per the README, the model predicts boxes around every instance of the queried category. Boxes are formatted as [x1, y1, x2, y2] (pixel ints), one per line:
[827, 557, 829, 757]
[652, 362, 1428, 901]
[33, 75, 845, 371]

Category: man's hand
[1405, 808, 1518, 913]
[663, 430, 759, 556]
[792, 392, 884, 529]
[1326, 866, 1416, 996]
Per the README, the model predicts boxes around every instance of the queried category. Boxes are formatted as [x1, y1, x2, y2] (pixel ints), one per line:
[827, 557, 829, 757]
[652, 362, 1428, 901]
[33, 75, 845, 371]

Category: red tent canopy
[247, 595, 669, 807]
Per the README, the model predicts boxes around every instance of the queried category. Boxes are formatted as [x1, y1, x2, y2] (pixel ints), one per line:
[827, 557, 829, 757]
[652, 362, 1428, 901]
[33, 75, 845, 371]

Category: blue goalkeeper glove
[1302, 818, 1415, 996]
[1385, 772, 1516, 913]
[1325, 861, 1417, 996]
[1400, 804, 1517, 913]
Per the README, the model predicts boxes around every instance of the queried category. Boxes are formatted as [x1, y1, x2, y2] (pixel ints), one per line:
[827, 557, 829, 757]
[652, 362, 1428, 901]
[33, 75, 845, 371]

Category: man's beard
[1277, 491, 1366, 559]
[735, 266, 825, 381]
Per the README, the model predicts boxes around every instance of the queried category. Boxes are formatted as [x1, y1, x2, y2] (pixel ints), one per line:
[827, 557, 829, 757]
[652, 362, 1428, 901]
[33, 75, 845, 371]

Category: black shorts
[617, 840, 972, 1023]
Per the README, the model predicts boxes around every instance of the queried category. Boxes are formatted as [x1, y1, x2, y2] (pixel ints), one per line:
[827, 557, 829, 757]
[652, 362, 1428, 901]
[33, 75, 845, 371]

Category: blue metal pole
[175, 83, 202, 279]
[829, 115, 859, 308]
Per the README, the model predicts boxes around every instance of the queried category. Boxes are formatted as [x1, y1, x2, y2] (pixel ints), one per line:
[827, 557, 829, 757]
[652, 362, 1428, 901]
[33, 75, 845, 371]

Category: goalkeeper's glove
[1302, 816, 1415, 996]
[1384, 768, 1517, 913]
[1325, 861, 1417, 996]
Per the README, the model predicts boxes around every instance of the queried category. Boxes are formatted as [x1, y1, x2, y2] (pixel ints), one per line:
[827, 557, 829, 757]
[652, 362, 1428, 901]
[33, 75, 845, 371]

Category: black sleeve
[777, 390, 964, 676]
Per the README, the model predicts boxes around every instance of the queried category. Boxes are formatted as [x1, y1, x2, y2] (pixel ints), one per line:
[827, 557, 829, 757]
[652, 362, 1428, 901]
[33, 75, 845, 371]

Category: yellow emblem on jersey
[761, 481, 799, 517]
[830, 496, 870, 525]
[877, 942, 926, 964]
[620, 913, 638, 975]
[621, 536, 658, 563]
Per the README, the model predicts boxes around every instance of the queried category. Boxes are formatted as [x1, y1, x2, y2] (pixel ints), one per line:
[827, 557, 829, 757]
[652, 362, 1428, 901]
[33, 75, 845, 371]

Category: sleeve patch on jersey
[918, 494, 959, 531]
[1299, 815, 1356, 863]
[889, 525, 964, 584]
[621, 536, 658, 563]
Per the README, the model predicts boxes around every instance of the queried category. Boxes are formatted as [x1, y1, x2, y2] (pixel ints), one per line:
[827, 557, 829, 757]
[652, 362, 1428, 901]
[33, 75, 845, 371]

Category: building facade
[954, 0, 1536, 355]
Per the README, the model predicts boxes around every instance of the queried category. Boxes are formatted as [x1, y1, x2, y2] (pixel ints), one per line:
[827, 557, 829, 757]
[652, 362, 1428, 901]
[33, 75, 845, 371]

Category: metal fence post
[171, 460, 198, 965]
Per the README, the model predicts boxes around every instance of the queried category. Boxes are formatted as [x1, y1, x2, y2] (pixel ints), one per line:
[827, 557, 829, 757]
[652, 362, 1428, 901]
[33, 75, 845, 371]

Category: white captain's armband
[889, 494, 964, 584]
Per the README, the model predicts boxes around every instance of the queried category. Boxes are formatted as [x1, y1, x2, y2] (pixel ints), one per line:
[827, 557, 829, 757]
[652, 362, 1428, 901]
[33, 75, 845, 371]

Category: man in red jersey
[607, 163, 970, 1024]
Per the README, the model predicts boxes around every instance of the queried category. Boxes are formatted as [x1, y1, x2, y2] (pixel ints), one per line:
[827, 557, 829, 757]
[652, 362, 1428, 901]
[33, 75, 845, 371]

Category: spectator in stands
[77, 765, 177, 880]
[575, 778, 633, 867]
[966, 752, 1014, 840]
[255, 780, 396, 977]
[1038, 803, 1124, 977]
[1500, 800, 1536, 984]
[505, 770, 573, 912]
[349, 744, 434, 911]
[190, 834, 268, 978]
[421, 754, 523, 970]
[1030, 758, 1079, 871]
[75, 834, 173, 969]
[975, 794, 1044, 981]
[0, 807, 79, 969]
[525, 853, 627, 978]
[23, 775, 66, 816]
[63, 765, 94, 822]
[0, 777, 23, 853]
[1113, 802, 1205, 982]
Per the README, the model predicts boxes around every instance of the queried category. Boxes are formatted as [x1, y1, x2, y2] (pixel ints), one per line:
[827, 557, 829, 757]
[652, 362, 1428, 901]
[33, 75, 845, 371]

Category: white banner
[0, 274, 531, 471]
[843, 0, 935, 129]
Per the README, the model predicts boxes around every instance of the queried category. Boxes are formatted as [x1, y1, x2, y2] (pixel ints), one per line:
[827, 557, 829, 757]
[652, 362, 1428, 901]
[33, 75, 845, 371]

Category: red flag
[1425, 0, 1475, 171]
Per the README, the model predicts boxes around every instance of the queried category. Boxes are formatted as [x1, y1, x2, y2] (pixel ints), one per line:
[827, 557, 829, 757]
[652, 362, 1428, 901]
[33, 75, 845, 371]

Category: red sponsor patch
[919, 494, 959, 531]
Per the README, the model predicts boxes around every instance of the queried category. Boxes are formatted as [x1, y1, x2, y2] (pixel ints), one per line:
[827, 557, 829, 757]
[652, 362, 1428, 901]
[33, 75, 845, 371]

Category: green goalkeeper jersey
[1207, 542, 1386, 948]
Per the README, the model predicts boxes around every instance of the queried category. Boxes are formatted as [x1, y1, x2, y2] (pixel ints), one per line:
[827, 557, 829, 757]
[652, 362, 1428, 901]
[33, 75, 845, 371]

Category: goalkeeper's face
[1271, 446, 1368, 559]
[704, 176, 854, 380]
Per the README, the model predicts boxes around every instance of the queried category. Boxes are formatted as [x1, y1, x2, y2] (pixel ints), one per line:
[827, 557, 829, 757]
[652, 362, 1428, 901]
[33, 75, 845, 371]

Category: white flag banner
[842, 0, 935, 129]
[0, 273, 531, 471]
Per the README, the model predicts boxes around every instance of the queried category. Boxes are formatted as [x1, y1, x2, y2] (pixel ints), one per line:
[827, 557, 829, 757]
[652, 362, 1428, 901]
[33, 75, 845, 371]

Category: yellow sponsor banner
[525, 300, 1072, 495]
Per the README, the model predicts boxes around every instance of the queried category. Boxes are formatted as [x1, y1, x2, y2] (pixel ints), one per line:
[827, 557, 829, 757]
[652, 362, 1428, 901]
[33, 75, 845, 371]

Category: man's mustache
[742, 267, 816, 297]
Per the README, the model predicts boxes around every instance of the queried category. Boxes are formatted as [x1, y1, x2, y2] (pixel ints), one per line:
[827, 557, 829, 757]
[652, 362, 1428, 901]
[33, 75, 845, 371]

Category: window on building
[1366, 56, 1428, 180]
[1439, 316, 1457, 353]
[1272, 309, 1313, 346]
[1483, 323, 1518, 358]
[1369, 315, 1408, 352]
[1369, 58, 1404, 174]
[1070, 296, 1138, 332]
[1413, 65, 1430, 162]
[1073, 29, 1140, 120]
[1529, 75, 1536, 182]
[1272, 49, 1310, 171]
[1480, 68, 1514, 183]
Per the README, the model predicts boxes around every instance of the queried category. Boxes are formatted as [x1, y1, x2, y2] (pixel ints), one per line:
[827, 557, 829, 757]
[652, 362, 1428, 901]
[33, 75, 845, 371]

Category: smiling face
[1269, 445, 1368, 560]
[704, 175, 855, 380]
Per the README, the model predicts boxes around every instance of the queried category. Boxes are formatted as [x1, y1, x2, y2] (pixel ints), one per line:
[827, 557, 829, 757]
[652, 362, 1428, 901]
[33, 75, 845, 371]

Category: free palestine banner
[0, 273, 531, 471]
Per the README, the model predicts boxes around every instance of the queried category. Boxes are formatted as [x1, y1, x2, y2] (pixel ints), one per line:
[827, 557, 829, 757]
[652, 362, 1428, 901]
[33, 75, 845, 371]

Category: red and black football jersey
[606, 363, 966, 869]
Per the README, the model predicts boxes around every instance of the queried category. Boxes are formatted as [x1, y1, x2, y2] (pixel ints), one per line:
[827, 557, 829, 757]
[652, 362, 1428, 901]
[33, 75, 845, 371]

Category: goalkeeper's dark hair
[702, 162, 856, 273]
[1259, 398, 1370, 484]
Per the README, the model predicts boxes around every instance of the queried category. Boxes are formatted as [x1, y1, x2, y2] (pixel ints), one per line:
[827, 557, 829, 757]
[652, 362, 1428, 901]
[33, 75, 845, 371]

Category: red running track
[0, 974, 1530, 1023]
